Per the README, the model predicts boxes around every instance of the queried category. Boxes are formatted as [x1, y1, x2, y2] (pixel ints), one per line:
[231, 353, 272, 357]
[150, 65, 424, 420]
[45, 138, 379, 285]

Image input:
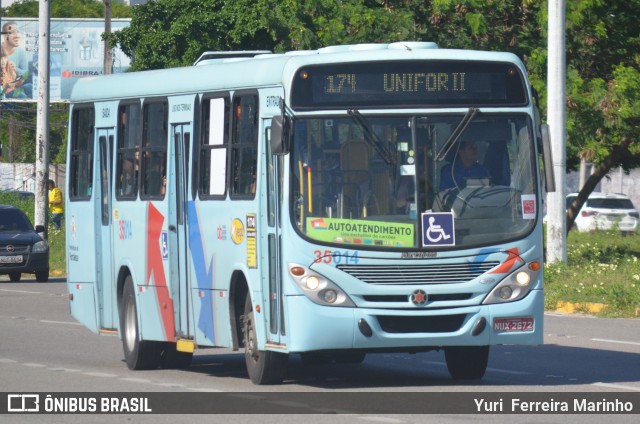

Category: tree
[111, 0, 414, 70]
[0, 0, 131, 164]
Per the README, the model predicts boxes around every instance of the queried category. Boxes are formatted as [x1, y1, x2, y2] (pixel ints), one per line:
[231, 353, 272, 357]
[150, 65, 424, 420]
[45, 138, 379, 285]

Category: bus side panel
[134, 202, 177, 343]
[67, 282, 99, 334]
[186, 201, 231, 347]
[136, 284, 171, 342]
[66, 200, 100, 332]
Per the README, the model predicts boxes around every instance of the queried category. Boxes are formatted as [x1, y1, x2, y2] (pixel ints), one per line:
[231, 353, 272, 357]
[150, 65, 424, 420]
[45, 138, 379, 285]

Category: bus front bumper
[283, 289, 544, 353]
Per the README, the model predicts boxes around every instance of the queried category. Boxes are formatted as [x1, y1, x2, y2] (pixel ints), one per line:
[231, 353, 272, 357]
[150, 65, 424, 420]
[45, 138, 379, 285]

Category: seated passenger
[439, 141, 490, 190]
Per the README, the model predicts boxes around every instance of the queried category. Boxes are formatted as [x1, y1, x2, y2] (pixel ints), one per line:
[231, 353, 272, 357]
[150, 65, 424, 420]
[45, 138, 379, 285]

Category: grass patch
[545, 230, 640, 318]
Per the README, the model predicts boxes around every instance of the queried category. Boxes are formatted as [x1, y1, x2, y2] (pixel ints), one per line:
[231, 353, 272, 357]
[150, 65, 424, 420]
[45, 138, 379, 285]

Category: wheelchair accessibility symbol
[421, 212, 455, 247]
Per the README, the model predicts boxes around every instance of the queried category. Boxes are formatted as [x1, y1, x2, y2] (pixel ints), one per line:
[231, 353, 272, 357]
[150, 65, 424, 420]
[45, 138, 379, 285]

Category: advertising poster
[1, 18, 131, 101]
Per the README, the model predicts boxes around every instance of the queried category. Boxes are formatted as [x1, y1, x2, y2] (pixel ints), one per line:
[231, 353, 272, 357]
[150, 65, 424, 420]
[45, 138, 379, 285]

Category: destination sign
[291, 61, 527, 109]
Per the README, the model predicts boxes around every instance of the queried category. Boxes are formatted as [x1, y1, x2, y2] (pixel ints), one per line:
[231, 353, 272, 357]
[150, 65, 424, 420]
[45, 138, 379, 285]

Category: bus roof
[70, 42, 526, 103]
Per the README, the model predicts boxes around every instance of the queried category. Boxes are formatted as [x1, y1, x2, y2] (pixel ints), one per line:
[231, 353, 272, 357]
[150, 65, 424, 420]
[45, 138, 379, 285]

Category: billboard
[1, 18, 131, 102]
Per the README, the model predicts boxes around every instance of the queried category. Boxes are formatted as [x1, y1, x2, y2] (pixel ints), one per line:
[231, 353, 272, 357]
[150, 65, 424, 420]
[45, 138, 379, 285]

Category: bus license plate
[493, 317, 534, 332]
[0, 255, 23, 264]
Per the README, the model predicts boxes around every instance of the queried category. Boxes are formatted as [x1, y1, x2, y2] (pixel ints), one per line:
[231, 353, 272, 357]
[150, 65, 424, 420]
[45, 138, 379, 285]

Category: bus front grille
[337, 262, 500, 285]
[376, 314, 467, 333]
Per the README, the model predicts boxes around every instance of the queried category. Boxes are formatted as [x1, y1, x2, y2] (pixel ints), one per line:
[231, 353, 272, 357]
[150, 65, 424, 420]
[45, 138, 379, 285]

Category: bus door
[96, 128, 116, 329]
[167, 123, 192, 338]
[264, 124, 285, 343]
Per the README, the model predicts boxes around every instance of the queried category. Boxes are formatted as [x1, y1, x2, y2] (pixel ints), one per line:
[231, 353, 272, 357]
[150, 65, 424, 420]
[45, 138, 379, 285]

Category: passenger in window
[144, 156, 166, 197]
[439, 141, 490, 190]
[121, 156, 137, 196]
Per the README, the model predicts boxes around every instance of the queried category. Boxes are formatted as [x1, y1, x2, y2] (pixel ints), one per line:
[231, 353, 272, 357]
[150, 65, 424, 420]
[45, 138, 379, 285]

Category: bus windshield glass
[291, 114, 537, 250]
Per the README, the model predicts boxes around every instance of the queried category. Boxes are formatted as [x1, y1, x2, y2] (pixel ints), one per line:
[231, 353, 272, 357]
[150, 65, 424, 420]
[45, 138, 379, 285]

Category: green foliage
[545, 231, 640, 318]
[2, 0, 131, 18]
[0, 104, 69, 164]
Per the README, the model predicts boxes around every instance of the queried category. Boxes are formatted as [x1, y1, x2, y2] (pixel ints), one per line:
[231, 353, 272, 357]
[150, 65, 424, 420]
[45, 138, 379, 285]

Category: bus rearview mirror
[270, 115, 290, 155]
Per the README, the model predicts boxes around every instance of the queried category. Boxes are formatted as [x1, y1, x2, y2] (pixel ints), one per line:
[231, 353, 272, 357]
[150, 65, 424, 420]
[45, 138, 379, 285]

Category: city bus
[66, 41, 555, 384]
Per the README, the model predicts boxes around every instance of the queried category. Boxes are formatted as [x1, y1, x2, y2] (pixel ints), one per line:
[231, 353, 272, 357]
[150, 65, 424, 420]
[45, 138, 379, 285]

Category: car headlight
[482, 260, 541, 304]
[288, 263, 355, 307]
[32, 240, 49, 253]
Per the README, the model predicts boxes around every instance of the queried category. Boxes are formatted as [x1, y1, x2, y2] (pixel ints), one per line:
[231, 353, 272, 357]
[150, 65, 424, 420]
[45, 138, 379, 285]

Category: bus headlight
[483, 260, 541, 305]
[288, 263, 355, 307]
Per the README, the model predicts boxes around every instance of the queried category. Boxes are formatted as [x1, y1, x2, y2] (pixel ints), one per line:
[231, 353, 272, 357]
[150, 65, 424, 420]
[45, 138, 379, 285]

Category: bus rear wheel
[242, 296, 288, 384]
[444, 345, 489, 380]
[120, 276, 162, 370]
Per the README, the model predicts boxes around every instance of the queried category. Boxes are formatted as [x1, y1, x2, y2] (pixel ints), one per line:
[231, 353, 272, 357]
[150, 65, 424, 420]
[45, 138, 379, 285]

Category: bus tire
[120, 276, 162, 370]
[242, 295, 288, 384]
[444, 345, 489, 380]
[161, 343, 193, 369]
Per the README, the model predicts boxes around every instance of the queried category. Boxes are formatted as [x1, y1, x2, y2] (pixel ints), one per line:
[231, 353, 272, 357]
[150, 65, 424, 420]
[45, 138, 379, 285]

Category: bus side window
[69, 106, 95, 200]
[116, 102, 142, 200]
[199, 96, 229, 198]
[140, 100, 168, 199]
[231, 94, 258, 198]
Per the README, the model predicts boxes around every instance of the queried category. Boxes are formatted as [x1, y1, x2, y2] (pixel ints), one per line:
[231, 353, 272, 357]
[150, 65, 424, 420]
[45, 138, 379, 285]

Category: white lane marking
[83, 372, 117, 378]
[591, 338, 640, 347]
[593, 382, 640, 392]
[40, 320, 82, 326]
[120, 377, 153, 384]
[0, 358, 18, 364]
[23, 363, 47, 368]
[0, 288, 43, 294]
[486, 367, 532, 375]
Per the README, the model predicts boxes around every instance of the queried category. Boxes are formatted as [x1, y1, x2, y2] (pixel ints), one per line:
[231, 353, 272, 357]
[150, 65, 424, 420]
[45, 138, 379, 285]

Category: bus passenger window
[231, 94, 258, 197]
[116, 102, 142, 200]
[140, 100, 168, 199]
[69, 106, 95, 200]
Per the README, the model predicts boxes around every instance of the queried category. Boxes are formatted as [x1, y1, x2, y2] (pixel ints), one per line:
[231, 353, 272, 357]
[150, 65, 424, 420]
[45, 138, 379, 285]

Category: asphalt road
[1, 277, 639, 423]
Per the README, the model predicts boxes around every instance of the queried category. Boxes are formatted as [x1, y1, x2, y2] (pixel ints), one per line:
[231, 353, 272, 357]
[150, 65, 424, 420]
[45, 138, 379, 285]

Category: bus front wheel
[120, 276, 162, 370]
[444, 345, 489, 380]
[242, 296, 288, 384]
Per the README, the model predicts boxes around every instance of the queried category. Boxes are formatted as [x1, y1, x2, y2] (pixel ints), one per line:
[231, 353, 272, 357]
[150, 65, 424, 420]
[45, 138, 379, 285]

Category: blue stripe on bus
[187, 201, 215, 342]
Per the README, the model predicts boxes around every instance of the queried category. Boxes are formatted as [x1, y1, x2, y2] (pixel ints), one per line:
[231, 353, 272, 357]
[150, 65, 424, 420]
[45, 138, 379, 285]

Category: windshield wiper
[347, 109, 395, 165]
[435, 107, 479, 161]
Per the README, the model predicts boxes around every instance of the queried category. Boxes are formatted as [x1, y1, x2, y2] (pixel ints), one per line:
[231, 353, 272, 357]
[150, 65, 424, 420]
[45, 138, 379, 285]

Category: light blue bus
[66, 41, 555, 384]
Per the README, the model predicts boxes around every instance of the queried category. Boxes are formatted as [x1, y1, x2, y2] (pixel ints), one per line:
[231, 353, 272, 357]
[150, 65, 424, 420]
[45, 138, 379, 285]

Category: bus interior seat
[483, 140, 511, 186]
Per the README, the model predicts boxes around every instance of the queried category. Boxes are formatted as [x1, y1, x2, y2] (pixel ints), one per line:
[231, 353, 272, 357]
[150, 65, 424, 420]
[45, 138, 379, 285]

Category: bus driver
[439, 141, 490, 190]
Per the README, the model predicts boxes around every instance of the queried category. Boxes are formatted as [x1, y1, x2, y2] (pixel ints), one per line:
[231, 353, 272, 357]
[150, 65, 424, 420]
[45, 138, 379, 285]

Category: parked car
[0, 205, 49, 282]
[569, 192, 639, 235]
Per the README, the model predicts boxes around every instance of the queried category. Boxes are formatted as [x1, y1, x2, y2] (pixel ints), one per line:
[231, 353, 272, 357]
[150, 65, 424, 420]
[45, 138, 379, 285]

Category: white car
[569, 192, 639, 234]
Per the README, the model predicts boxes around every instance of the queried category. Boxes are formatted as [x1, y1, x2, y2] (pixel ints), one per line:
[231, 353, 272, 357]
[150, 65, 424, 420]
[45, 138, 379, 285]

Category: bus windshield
[291, 114, 537, 250]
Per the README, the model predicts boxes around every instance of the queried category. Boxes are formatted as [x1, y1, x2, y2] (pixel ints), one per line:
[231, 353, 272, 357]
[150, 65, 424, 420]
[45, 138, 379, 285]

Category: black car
[0, 205, 49, 282]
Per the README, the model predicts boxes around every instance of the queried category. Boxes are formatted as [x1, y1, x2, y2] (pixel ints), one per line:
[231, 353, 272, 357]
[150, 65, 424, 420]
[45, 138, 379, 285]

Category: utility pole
[1, 0, 6, 101]
[34, 0, 50, 236]
[546, 0, 567, 263]
[104, 0, 112, 75]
